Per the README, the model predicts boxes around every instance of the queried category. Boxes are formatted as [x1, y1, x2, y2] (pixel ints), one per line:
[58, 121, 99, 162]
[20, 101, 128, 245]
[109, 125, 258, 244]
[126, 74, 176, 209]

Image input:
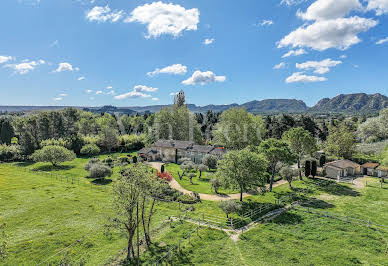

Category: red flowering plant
[156, 171, 173, 182]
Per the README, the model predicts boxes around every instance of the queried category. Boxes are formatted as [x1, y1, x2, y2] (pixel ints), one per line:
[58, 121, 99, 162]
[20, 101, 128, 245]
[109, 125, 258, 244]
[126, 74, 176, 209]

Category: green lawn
[2, 155, 388, 265]
[238, 209, 388, 266]
[165, 163, 239, 195]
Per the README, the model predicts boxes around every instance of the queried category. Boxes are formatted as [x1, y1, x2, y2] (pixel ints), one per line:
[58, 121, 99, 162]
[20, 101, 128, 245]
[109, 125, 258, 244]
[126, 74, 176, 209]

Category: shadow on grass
[300, 198, 335, 209]
[33, 164, 76, 172]
[14, 161, 34, 167]
[272, 211, 304, 225]
[91, 179, 112, 185]
[307, 179, 360, 197]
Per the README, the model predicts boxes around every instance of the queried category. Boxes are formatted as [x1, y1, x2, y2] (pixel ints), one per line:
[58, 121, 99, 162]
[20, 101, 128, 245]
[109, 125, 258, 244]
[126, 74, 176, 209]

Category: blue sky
[0, 0, 388, 107]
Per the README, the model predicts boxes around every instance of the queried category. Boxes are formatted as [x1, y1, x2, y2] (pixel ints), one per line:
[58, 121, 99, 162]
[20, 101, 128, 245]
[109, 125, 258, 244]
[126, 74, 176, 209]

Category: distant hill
[309, 93, 388, 113]
[1, 93, 387, 115]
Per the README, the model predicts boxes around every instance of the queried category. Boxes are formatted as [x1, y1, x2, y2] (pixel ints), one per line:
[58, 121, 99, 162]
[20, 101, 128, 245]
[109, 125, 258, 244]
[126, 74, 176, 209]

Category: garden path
[146, 162, 288, 201]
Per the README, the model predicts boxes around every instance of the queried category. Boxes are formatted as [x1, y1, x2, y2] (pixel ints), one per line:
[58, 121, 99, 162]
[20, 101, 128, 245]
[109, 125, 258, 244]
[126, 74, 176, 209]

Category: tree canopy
[30, 145, 76, 166]
[325, 123, 356, 159]
[217, 149, 268, 201]
[214, 108, 266, 150]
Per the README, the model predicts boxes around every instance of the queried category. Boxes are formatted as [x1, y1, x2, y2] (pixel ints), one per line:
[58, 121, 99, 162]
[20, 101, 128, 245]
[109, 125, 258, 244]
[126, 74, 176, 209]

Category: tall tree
[214, 108, 266, 150]
[217, 149, 268, 201]
[99, 127, 119, 152]
[326, 123, 356, 159]
[259, 138, 295, 191]
[30, 145, 76, 166]
[282, 127, 317, 180]
[0, 119, 14, 145]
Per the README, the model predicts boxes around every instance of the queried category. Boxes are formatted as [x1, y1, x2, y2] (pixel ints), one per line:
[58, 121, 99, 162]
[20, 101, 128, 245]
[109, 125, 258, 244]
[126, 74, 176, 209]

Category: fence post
[178, 240, 181, 253]
[198, 218, 200, 226]
[197, 226, 199, 236]
[368, 220, 371, 227]
[345, 216, 349, 222]
[188, 233, 191, 244]
[231, 219, 233, 229]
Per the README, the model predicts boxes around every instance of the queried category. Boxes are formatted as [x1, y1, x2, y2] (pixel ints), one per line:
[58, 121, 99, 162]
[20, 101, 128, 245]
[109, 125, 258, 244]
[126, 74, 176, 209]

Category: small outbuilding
[377, 166, 388, 178]
[361, 163, 380, 176]
[324, 160, 360, 179]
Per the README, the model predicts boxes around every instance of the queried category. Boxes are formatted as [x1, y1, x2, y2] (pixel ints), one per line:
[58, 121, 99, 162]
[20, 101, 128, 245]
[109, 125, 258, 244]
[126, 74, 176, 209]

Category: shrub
[85, 158, 100, 171]
[0, 144, 20, 162]
[210, 178, 221, 193]
[202, 154, 218, 170]
[161, 164, 165, 173]
[80, 144, 100, 157]
[30, 145, 76, 166]
[88, 164, 113, 179]
[118, 134, 146, 152]
[82, 135, 100, 145]
[118, 156, 129, 163]
[40, 138, 70, 148]
[156, 171, 173, 182]
[103, 157, 114, 167]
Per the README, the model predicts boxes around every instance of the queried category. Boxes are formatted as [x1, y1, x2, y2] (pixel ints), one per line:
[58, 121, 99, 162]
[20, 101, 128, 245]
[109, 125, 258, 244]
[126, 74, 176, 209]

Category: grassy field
[2, 154, 388, 265]
[238, 209, 388, 266]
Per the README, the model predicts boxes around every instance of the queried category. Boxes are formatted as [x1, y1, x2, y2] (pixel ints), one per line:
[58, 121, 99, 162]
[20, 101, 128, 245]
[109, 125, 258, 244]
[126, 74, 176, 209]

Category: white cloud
[376, 36, 388, 44]
[296, 58, 342, 74]
[203, 38, 215, 45]
[125, 2, 199, 38]
[50, 40, 59, 48]
[285, 72, 327, 83]
[5, 59, 45, 74]
[86, 5, 124, 23]
[54, 97, 63, 101]
[297, 0, 362, 21]
[86, 89, 93, 94]
[96, 90, 103, 95]
[78, 76, 85, 81]
[54, 62, 78, 72]
[147, 64, 187, 77]
[114, 91, 152, 100]
[0, 56, 14, 64]
[182, 70, 226, 85]
[106, 90, 115, 95]
[134, 85, 158, 92]
[340, 54, 347, 58]
[152, 97, 159, 101]
[170, 92, 178, 96]
[278, 16, 377, 51]
[260, 20, 274, 26]
[281, 0, 307, 6]
[282, 49, 307, 58]
[273, 62, 286, 69]
[106, 86, 113, 89]
[59, 93, 68, 97]
[367, 0, 388, 15]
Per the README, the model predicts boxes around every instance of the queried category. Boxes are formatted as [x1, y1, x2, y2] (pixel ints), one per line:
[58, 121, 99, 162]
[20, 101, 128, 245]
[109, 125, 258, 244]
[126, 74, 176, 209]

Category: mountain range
[1, 93, 387, 115]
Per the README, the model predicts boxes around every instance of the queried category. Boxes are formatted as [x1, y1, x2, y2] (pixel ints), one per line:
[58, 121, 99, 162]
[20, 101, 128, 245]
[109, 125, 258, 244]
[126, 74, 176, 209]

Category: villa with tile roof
[324, 160, 360, 179]
[138, 140, 227, 164]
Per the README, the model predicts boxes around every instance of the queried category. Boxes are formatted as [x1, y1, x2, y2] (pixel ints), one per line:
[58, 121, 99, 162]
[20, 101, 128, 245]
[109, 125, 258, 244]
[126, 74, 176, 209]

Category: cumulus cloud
[285, 72, 327, 83]
[114, 91, 152, 100]
[278, 16, 377, 51]
[125, 2, 199, 38]
[59, 93, 68, 97]
[86, 5, 124, 23]
[260, 20, 274, 26]
[203, 38, 215, 45]
[106, 90, 115, 95]
[134, 85, 158, 92]
[297, 0, 362, 21]
[54, 62, 79, 72]
[54, 97, 63, 101]
[96, 90, 103, 95]
[376, 36, 388, 44]
[170, 92, 178, 96]
[367, 0, 388, 15]
[296, 58, 342, 74]
[152, 97, 159, 101]
[0, 56, 14, 64]
[78, 76, 85, 81]
[5, 59, 45, 74]
[86, 89, 93, 94]
[182, 70, 226, 85]
[147, 64, 187, 77]
[273, 62, 286, 69]
[282, 49, 307, 58]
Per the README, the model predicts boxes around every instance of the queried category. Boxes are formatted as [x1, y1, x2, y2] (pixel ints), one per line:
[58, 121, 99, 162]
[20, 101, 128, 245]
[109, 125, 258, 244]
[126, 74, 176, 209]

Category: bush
[84, 158, 100, 171]
[80, 144, 100, 157]
[40, 138, 70, 148]
[156, 171, 173, 182]
[82, 135, 100, 145]
[103, 157, 114, 167]
[88, 164, 113, 179]
[118, 134, 146, 152]
[202, 154, 218, 170]
[0, 144, 20, 162]
[30, 145, 76, 166]
[118, 156, 129, 163]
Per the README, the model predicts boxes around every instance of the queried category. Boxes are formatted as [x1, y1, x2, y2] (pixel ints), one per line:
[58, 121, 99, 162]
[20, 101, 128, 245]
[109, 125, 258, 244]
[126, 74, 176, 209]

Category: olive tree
[202, 154, 218, 170]
[80, 144, 100, 157]
[30, 145, 76, 166]
[88, 164, 113, 180]
[217, 149, 268, 201]
[219, 200, 241, 218]
[279, 166, 297, 189]
[196, 164, 208, 179]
